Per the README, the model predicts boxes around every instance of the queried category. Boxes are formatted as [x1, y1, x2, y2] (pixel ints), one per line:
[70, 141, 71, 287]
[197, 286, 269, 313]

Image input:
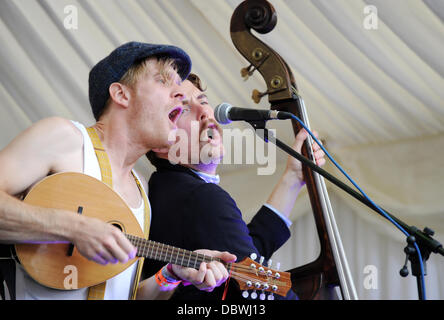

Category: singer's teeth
[168, 106, 182, 123]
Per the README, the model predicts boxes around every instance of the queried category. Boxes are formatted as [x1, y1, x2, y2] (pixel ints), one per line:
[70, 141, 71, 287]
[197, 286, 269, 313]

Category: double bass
[230, 0, 358, 300]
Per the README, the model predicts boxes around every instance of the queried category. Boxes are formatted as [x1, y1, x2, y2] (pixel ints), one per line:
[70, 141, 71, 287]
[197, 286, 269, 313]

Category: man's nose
[172, 83, 185, 101]
[197, 105, 212, 121]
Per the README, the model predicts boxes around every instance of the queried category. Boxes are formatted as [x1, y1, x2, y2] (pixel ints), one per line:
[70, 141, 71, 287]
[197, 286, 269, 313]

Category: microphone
[214, 102, 293, 124]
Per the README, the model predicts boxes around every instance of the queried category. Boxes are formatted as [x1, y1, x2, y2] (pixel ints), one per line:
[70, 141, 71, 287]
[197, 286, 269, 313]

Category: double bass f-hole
[230, 0, 358, 300]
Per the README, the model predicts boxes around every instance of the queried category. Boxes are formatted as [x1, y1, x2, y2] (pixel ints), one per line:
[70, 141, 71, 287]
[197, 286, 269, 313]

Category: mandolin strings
[125, 234, 287, 293]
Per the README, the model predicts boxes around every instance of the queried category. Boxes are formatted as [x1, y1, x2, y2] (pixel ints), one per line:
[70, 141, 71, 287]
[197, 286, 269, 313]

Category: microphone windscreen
[214, 102, 232, 124]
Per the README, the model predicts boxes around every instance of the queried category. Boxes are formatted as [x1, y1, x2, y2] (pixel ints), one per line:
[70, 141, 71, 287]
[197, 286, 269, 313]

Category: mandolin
[15, 172, 290, 298]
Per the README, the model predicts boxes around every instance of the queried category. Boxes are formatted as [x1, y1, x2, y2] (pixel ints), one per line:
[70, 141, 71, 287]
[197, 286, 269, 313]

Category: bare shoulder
[28, 117, 83, 143]
[11, 117, 84, 160]
[38, 117, 85, 172]
[0, 117, 85, 195]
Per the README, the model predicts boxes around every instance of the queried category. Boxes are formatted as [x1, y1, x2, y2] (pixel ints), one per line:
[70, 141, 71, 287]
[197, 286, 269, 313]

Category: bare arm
[0, 117, 136, 264]
[0, 117, 81, 241]
[0, 190, 82, 244]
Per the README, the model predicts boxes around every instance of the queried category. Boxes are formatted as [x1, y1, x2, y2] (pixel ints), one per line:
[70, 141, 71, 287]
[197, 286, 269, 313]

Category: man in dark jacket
[144, 74, 325, 300]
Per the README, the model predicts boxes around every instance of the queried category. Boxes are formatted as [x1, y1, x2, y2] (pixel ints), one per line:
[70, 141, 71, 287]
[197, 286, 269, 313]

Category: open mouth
[202, 123, 221, 145]
[168, 106, 183, 125]
[207, 127, 214, 140]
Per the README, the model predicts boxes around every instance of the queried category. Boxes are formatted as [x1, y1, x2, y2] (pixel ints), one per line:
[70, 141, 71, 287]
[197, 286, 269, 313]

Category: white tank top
[15, 121, 149, 300]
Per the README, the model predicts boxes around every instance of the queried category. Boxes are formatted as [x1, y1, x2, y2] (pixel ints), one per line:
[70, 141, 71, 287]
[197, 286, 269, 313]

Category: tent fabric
[1, 0, 443, 299]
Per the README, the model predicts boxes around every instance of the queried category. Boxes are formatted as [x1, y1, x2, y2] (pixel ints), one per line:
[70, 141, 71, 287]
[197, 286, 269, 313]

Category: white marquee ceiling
[2, 0, 442, 144]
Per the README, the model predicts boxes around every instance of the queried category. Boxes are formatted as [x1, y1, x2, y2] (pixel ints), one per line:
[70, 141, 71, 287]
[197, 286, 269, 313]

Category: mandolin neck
[126, 234, 291, 297]
[125, 234, 231, 271]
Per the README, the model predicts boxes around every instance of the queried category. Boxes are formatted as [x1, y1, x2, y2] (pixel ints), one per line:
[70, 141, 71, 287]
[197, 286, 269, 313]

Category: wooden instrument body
[15, 172, 143, 290]
[230, 0, 357, 300]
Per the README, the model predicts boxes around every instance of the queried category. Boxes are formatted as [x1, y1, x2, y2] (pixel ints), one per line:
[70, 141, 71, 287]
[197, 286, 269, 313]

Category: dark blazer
[143, 157, 293, 300]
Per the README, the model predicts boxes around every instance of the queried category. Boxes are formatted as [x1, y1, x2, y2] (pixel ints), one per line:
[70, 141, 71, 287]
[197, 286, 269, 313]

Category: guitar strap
[86, 127, 150, 300]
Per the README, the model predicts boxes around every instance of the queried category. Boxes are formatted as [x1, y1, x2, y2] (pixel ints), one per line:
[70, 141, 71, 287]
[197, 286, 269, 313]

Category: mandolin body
[15, 172, 143, 290]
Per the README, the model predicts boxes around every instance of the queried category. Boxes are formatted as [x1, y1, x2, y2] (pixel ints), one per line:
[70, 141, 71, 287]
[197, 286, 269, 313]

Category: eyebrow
[182, 94, 208, 105]
[153, 70, 181, 85]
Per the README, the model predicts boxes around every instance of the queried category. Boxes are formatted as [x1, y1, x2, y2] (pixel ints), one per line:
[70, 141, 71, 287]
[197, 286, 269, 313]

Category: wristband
[155, 265, 181, 288]
[167, 263, 193, 286]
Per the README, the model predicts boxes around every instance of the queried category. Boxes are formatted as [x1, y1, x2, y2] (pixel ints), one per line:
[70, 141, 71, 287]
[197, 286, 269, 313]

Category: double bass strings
[286, 107, 427, 300]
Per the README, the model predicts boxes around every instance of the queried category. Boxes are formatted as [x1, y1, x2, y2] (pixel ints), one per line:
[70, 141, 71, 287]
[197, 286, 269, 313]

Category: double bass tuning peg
[251, 86, 286, 104]
[252, 89, 266, 104]
[241, 47, 271, 81]
[241, 64, 257, 80]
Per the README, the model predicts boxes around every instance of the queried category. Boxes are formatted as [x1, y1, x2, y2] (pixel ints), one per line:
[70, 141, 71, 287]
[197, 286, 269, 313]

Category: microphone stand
[247, 120, 443, 300]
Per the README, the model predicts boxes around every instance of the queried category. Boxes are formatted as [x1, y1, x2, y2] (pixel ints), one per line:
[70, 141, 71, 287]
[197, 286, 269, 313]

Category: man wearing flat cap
[0, 42, 235, 300]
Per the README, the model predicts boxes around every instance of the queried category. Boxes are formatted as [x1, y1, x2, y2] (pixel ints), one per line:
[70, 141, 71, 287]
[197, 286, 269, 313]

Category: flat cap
[88, 41, 192, 120]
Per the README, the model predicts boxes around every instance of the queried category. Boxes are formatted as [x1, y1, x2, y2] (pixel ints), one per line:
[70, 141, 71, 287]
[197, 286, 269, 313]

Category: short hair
[186, 73, 207, 92]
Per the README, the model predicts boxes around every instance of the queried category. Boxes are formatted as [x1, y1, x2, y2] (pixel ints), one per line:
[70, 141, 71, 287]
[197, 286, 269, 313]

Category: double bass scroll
[229, 0, 358, 300]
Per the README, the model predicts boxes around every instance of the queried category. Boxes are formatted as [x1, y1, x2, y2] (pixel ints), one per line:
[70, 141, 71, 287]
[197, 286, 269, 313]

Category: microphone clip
[400, 235, 417, 277]
[400, 230, 433, 278]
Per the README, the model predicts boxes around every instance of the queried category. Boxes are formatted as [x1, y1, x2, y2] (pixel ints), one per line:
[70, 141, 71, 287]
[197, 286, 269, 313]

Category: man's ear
[109, 82, 131, 109]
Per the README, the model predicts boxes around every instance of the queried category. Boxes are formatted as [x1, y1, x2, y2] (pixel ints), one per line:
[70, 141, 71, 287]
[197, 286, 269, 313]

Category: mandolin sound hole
[109, 221, 125, 233]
